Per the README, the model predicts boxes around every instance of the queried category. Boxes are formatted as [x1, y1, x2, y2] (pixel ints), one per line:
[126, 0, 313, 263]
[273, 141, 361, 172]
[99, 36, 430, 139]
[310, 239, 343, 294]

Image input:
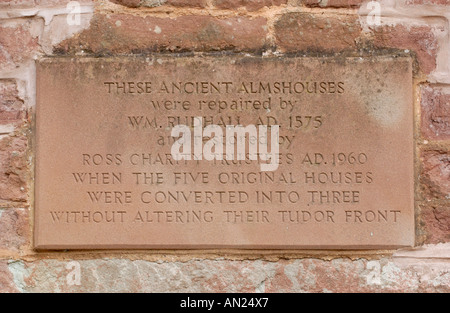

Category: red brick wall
[0, 0, 448, 292]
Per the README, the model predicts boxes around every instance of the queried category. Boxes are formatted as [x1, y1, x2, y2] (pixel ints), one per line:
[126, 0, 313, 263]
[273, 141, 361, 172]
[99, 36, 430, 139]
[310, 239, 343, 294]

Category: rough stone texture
[0, 80, 26, 129]
[34, 0, 93, 5]
[0, 135, 28, 204]
[166, 0, 207, 7]
[419, 205, 450, 244]
[56, 13, 268, 54]
[109, 0, 142, 7]
[212, 0, 287, 11]
[0, 208, 29, 252]
[0, 261, 19, 293]
[405, 0, 450, 4]
[0, 0, 35, 7]
[0, 0, 448, 293]
[274, 13, 362, 52]
[300, 0, 363, 7]
[0, 21, 40, 72]
[2, 250, 449, 292]
[110, 0, 207, 8]
[420, 150, 450, 200]
[371, 24, 439, 74]
[421, 85, 450, 140]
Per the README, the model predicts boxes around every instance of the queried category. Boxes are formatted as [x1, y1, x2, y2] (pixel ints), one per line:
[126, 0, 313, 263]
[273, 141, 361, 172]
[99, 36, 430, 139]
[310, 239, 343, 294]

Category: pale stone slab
[34, 56, 414, 249]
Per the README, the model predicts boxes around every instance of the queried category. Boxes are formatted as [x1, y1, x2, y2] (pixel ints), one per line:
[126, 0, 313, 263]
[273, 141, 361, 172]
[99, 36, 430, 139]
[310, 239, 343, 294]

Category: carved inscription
[35, 56, 414, 249]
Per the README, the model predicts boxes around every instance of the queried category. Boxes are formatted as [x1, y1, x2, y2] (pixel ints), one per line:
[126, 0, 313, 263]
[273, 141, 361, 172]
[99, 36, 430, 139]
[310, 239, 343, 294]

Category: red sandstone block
[371, 24, 439, 74]
[212, 0, 287, 11]
[6, 258, 450, 292]
[35, 0, 93, 5]
[0, 0, 92, 7]
[57, 13, 268, 53]
[419, 205, 450, 244]
[166, 0, 207, 7]
[110, 0, 207, 8]
[110, 0, 141, 7]
[0, 208, 29, 252]
[0, 261, 18, 293]
[0, 0, 35, 7]
[274, 12, 361, 52]
[0, 22, 40, 72]
[405, 0, 450, 4]
[301, 0, 363, 7]
[421, 85, 450, 140]
[0, 81, 26, 127]
[0, 136, 28, 203]
[420, 150, 450, 200]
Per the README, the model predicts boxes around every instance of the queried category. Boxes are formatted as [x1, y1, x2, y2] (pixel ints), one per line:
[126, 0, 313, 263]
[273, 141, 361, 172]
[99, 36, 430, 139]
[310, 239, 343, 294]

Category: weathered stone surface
[0, 208, 29, 252]
[0, 0, 93, 10]
[419, 205, 450, 244]
[35, 55, 414, 249]
[0, 135, 28, 203]
[0, 261, 19, 293]
[56, 13, 268, 54]
[421, 85, 450, 140]
[0, 0, 35, 7]
[110, 0, 207, 8]
[0, 80, 26, 129]
[34, 0, 93, 5]
[0, 0, 447, 295]
[300, 0, 363, 7]
[0, 22, 40, 72]
[371, 24, 439, 74]
[420, 150, 450, 200]
[166, 0, 206, 7]
[405, 0, 450, 4]
[212, 0, 287, 11]
[110, 0, 141, 7]
[274, 13, 362, 52]
[2, 251, 449, 292]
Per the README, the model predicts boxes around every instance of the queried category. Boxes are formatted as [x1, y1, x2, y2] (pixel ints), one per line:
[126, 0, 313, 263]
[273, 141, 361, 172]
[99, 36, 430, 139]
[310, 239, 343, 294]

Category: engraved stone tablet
[35, 56, 414, 249]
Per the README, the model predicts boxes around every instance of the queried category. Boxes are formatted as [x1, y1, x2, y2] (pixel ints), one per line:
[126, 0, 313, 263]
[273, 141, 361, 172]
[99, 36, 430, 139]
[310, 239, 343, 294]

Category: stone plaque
[35, 56, 414, 249]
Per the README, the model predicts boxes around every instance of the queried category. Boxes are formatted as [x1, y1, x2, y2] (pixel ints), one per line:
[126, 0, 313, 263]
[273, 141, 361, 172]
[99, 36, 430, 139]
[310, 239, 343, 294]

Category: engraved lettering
[36, 57, 414, 249]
